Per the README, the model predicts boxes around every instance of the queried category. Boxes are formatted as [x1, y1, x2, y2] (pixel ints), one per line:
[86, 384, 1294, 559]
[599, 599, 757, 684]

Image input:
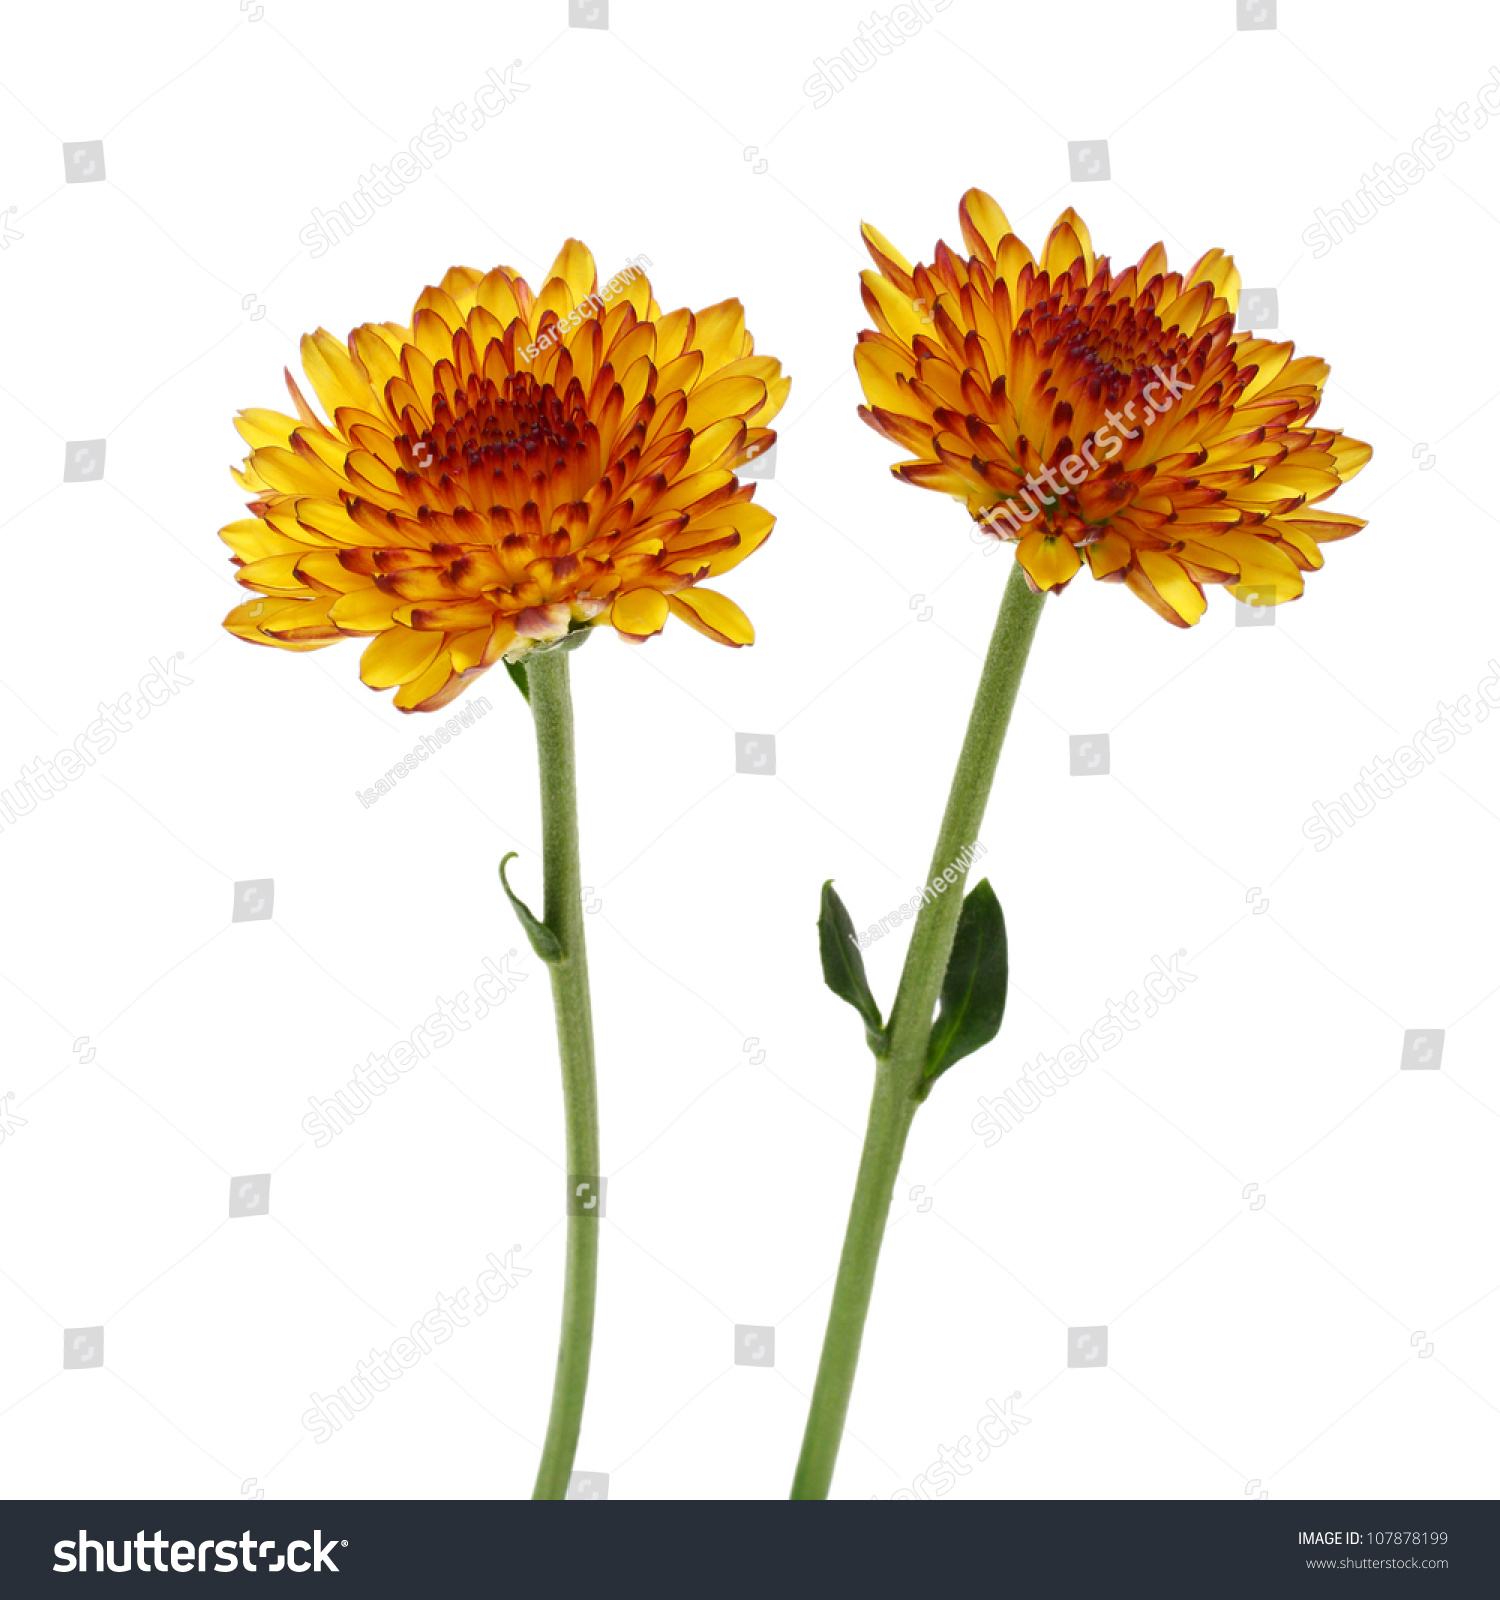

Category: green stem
[526, 646, 601, 1501]
[790, 555, 1046, 1500]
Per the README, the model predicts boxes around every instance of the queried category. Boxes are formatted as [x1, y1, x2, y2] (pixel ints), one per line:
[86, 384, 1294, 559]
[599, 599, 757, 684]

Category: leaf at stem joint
[499, 852, 562, 963]
[817, 879, 887, 1053]
[503, 659, 530, 702]
[921, 878, 1008, 1098]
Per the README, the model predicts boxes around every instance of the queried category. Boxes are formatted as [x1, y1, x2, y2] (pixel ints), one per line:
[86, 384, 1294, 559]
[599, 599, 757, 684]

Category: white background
[1, 0, 1497, 1502]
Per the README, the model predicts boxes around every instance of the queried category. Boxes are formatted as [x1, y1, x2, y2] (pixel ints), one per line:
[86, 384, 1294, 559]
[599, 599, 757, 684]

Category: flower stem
[526, 645, 600, 1501]
[790, 556, 1046, 1500]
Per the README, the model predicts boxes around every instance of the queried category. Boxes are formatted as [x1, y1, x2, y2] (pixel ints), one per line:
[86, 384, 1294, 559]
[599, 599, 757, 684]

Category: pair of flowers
[219, 189, 1370, 1497]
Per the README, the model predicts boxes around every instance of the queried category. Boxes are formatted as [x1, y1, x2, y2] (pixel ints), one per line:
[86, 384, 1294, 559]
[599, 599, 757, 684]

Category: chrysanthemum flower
[221, 244, 788, 709]
[855, 189, 1371, 626]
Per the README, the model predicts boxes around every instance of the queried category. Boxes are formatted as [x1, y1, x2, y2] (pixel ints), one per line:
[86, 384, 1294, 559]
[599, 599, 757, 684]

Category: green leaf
[818, 880, 886, 1051]
[504, 659, 530, 703]
[923, 878, 1008, 1094]
[499, 852, 561, 963]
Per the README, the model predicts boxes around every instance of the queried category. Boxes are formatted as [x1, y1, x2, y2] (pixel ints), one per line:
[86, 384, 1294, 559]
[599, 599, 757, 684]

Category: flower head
[222, 245, 788, 709]
[855, 189, 1370, 625]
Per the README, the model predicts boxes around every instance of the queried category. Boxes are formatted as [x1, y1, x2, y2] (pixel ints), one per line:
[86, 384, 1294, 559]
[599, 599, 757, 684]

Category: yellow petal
[1135, 550, 1207, 625]
[666, 587, 754, 646]
[1016, 531, 1082, 591]
[694, 299, 749, 376]
[359, 627, 444, 688]
[610, 588, 669, 640]
[300, 329, 376, 421]
[958, 189, 1013, 263]
[545, 239, 598, 307]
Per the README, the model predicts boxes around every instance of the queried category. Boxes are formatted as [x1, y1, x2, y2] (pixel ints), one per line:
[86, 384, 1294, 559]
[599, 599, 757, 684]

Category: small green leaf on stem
[504, 660, 530, 703]
[499, 852, 562, 963]
[818, 880, 886, 1051]
[923, 878, 1007, 1094]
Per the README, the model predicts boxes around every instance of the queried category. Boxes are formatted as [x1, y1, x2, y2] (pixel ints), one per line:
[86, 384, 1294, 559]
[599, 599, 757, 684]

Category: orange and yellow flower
[855, 189, 1371, 626]
[221, 244, 788, 709]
